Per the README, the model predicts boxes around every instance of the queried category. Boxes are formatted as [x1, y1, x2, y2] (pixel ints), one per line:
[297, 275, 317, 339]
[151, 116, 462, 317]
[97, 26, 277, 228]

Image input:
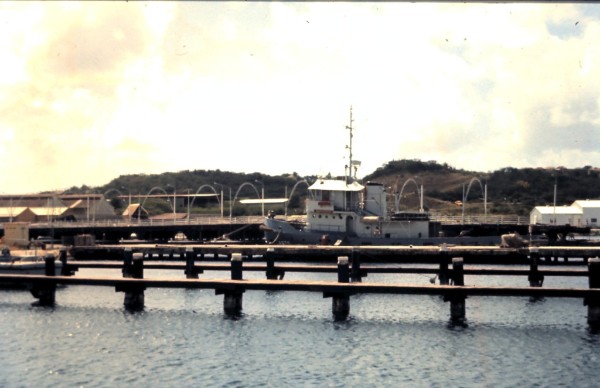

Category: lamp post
[553, 173, 558, 224]
[137, 193, 141, 225]
[186, 188, 190, 223]
[461, 183, 465, 225]
[213, 182, 224, 218]
[255, 180, 264, 217]
[166, 184, 176, 221]
[215, 182, 232, 220]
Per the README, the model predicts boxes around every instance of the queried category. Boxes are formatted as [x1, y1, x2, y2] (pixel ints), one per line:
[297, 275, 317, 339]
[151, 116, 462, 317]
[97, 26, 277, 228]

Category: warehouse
[0, 193, 116, 223]
[530, 199, 600, 227]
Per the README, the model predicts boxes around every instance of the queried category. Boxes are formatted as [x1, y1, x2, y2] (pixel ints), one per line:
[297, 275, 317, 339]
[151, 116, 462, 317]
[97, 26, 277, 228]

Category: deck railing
[10, 214, 530, 230]
[24, 216, 266, 229]
[429, 214, 528, 225]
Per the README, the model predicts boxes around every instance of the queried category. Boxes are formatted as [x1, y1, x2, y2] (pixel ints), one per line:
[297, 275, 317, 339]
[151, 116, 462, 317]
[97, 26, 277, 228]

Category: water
[1, 266, 599, 387]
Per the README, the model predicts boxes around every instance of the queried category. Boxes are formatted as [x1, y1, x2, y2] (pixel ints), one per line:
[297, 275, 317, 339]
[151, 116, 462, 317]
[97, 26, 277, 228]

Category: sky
[0, 2, 599, 194]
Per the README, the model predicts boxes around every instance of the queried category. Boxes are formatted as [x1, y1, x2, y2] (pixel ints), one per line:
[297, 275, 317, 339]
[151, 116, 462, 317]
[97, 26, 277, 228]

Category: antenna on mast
[345, 106, 361, 180]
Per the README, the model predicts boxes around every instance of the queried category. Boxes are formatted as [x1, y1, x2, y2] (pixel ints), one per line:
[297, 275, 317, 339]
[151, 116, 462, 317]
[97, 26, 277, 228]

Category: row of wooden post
[27, 248, 600, 328]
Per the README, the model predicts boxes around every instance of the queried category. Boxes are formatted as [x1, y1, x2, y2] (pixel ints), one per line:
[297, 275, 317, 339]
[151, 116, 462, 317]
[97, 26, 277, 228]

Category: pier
[3, 248, 600, 328]
[71, 243, 600, 265]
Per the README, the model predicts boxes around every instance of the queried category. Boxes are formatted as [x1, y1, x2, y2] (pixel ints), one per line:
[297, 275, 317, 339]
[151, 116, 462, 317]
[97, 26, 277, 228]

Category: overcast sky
[1, 2, 599, 194]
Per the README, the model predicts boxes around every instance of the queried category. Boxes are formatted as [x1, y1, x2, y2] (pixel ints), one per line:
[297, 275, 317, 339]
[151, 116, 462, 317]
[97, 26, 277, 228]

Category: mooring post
[223, 253, 244, 316]
[59, 247, 67, 273]
[122, 248, 133, 277]
[59, 247, 78, 276]
[585, 258, 600, 330]
[44, 254, 55, 276]
[350, 249, 363, 282]
[448, 257, 466, 325]
[265, 248, 285, 280]
[332, 256, 350, 320]
[184, 248, 199, 279]
[338, 256, 350, 283]
[31, 254, 57, 306]
[438, 244, 450, 285]
[265, 248, 276, 279]
[528, 248, 544, 287]
[122, 252, 145, 312]
[231, 253, 243, 281]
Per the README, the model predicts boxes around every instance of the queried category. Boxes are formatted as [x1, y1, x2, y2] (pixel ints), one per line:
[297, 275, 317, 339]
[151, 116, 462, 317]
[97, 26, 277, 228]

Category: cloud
[0, 2, 598, 194]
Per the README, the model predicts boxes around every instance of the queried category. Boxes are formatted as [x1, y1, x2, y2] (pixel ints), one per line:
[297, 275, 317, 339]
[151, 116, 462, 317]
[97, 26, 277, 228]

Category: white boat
[0, 248, 62, 287]
[262, 109, 502, 246]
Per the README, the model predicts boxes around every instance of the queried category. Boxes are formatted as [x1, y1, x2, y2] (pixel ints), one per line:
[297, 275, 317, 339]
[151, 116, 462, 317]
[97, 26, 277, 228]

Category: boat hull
[264, 217, 502, 246]
[0, 259, 62, 288]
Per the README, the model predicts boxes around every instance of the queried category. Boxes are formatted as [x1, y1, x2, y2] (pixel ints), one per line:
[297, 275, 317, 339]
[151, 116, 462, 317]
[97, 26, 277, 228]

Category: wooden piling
[122, 248, 133, 277]
[447, 257, 466, 325]
[586, 258, 600, 330]
[222, 253, 243, 316]
[332, 256, 350, 320]
[438, 245, 450, 285]
[30, 254, 57, 306]
[350, 249, 363, 282]
[265, 248, 284, 280]
[528, 248, 544, 287]
[185, 248, 199, 279]
[337, 256, 350, 283]
[59, 247, 77, 276]
[59, 247, 68, 275]
[121, 252, 145, 312]
[265, 248, 276, 279]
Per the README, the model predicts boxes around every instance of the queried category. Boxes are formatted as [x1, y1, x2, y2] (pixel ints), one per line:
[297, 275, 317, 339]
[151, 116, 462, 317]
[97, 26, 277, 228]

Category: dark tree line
[62, 161, 600, 216]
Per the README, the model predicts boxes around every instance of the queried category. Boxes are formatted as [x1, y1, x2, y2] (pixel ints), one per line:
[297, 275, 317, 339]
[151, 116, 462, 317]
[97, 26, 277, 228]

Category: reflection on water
[0, 266, 598, 387]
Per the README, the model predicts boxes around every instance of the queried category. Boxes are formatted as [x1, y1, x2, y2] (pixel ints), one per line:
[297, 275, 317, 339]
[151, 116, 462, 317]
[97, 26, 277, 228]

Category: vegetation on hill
[63, 160, 600, 217]
[365, 160, 600, 216]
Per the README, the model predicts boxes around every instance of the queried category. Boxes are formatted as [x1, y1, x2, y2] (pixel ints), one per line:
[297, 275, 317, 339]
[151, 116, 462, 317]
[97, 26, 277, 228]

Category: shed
[529, 205, 582, 226]
[0, 207, 36, 223]
[530, 199, 600, 226]
[573, 200, 600, 227]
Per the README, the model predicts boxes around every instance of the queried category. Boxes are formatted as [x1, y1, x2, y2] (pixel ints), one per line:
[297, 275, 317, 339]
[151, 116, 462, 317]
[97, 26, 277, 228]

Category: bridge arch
[232, 182, 261, 216]
[189, 184, 220, 209]
[462, 177, 487, 223]
[285, 180, 309, 216]
[394, 177, 423, 213]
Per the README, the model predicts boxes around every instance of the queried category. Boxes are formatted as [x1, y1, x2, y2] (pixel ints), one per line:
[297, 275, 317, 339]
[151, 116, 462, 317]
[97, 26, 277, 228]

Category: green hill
[64, 160, 600, 217]
[364, 160, 600, 216]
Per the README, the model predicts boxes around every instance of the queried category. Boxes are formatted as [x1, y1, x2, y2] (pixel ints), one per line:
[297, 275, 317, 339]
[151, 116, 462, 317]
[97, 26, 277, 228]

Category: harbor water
[1, 266, 599, 387]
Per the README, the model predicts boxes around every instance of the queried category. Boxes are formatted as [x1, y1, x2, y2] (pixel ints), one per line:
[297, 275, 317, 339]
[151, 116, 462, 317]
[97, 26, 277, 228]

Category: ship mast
[345, 106, 360, 181]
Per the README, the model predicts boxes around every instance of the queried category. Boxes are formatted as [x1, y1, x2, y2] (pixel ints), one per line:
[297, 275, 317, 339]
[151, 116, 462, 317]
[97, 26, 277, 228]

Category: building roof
[67, 199, 85, 209]
[240, 198, 288, 204]
[573, 200, 600, 208]
[122, 204, 143, 217]
[308, 179, 365, 192]
[532, 206, 582, 215]
[0, 207, 29, 217]
[28, 206, 68, 216]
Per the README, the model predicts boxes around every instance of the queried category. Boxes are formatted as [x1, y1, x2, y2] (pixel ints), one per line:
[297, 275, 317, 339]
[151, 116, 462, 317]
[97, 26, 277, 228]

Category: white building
[530, 199, 600, 227]
[573, 200, 600, 226]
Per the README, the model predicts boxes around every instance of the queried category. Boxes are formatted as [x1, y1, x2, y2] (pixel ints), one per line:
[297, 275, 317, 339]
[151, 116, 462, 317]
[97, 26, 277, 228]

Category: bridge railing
[429, 214, 528, 225]
[26, 216, 266, 229]
[17, 214, 530, 229]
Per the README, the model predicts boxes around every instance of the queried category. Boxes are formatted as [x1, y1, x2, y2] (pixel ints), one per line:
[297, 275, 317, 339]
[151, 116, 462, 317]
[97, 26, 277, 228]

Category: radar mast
[345, 106, 361, 181]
